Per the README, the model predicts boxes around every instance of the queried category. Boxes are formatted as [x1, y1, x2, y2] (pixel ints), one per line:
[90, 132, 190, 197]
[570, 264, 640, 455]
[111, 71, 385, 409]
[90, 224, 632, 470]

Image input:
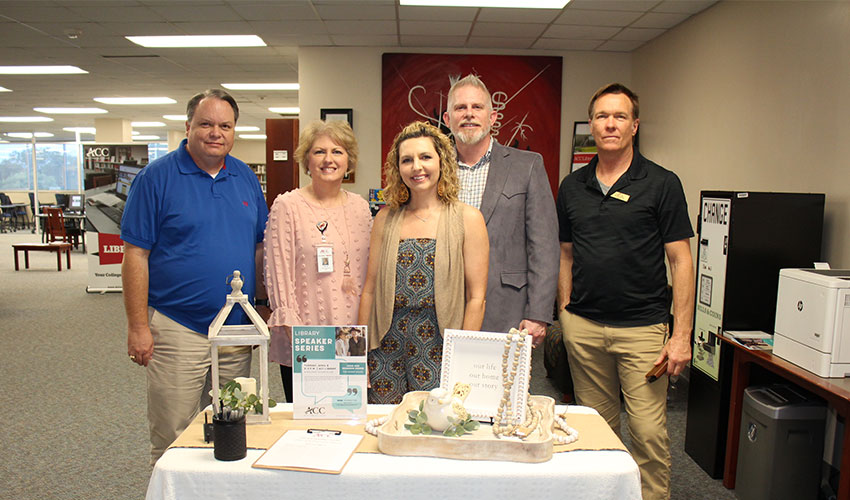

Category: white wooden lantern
[208, 270, 271, 424]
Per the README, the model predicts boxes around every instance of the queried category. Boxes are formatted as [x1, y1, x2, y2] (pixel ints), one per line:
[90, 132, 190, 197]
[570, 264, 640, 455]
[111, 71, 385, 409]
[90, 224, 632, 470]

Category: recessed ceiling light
[235, 126, 260, 132]
[131, 121, 166, 127]
[63, 127, 97, 134]
[268, 107, 299, 115]
[126, 35, 266, 48]
[5, 132, 54, 138]
[0, 65, 88, 74]
[132, 135, 160, 140]
[0, 86, 11, 92]
[0, 116, 54, 122]
[34, 107, 107, 114]
[163, 114, 187, 121]
[239, 134, 267, 140]
[222, 83, 299, 91]
[400, 0, 568, 6]
[94, 97, 176, 105]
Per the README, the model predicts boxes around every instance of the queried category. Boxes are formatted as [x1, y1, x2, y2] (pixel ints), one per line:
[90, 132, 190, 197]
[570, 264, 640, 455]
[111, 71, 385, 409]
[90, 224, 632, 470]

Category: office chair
[0, 193, 13, 233]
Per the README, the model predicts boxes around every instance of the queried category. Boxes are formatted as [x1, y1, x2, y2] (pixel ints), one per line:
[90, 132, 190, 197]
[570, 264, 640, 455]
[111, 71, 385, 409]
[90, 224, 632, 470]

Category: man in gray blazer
[443, 74, 559, 345]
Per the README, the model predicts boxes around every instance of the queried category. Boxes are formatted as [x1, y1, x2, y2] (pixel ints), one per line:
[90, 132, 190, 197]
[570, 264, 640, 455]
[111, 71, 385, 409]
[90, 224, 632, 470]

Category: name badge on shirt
[316, 244, 334, 273]
[611, 191, 630, 202]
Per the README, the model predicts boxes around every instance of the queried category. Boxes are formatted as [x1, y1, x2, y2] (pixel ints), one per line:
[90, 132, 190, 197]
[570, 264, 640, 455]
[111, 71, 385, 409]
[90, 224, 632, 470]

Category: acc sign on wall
[86, 232, 124, 292]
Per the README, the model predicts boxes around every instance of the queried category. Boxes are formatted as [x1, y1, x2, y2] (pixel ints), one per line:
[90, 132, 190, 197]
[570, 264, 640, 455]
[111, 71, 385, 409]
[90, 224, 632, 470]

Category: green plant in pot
[213, 380, 277, 461]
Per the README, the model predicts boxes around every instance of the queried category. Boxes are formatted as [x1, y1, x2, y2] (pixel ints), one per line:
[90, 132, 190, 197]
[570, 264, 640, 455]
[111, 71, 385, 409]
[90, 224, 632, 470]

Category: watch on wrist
[255, 298, 269, 307]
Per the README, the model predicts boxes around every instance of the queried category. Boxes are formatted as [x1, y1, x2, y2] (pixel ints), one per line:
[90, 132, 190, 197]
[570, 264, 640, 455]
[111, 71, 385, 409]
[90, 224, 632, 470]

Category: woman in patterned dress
[359, 121, 489, 404]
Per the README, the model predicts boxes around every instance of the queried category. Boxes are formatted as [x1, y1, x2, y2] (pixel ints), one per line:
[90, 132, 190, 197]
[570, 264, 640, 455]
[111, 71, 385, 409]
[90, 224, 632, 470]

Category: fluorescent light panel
[131, 121, 165, 127]
[0, 116, 54, 122]
[221, 83, 299, 90]
[400, 0, 568, 7]
[35, 107, 107, 114]
[163, 114, 187, 121]
[0, 65, 87, 74]
[268, 107, 299, 114]
[63, 127, 96, 134]
[94, 97, 176, 105]
[5, 132, 54, 138]
[0, 86, 11, 92]
[235, 126, 260, 132]
[127, 35, 266, 48]
[239, 134, 267, 140]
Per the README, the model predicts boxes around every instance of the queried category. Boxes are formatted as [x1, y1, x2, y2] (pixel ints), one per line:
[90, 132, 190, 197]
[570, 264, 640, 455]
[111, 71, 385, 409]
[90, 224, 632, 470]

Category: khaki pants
[559, 309, 671, 500]
[146, 308, 251, 465]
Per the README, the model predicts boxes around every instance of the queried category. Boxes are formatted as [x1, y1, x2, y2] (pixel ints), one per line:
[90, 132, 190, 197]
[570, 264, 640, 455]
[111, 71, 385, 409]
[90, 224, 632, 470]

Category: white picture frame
[440, 329, 532, 423]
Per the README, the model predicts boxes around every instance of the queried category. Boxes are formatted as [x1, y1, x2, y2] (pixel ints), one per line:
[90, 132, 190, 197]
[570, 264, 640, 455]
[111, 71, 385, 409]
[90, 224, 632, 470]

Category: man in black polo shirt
[556, 83, 694, 500]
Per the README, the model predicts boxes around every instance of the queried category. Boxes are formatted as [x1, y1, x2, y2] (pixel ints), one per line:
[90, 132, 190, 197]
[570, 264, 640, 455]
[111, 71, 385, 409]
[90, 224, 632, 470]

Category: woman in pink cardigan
[263, 120, 372, 401]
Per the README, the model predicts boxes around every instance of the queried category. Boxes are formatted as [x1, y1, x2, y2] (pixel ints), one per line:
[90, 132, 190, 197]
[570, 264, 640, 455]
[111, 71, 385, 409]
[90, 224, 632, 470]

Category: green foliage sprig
[217, 380, 277, 422]
[404, 399, 480, 437]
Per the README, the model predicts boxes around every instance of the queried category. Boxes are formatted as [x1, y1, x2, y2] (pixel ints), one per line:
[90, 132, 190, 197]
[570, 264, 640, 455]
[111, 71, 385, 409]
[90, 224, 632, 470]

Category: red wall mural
[381, 53, 562, 197]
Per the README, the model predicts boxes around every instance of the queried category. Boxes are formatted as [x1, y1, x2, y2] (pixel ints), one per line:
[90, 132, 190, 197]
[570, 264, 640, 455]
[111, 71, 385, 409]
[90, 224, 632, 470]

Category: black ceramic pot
[213, 414, 247, 461]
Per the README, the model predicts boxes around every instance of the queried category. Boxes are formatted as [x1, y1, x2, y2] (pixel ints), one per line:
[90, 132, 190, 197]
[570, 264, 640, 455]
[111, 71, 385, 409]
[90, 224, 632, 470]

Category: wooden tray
[377, 391, 555, 463]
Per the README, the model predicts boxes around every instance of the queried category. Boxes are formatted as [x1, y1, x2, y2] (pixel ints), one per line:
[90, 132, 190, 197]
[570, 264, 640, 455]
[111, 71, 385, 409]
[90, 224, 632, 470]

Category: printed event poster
[292, 325, 367, 419]
[692, 197, 731, 381]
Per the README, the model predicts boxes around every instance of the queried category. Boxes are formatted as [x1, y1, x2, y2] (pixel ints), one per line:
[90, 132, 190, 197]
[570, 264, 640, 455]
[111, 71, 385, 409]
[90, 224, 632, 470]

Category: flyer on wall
[292, 325, 368, 419]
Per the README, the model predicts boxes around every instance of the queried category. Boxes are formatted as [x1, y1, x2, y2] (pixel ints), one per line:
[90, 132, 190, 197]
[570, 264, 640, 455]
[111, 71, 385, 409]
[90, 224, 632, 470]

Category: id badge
[316, 244, 334, 273]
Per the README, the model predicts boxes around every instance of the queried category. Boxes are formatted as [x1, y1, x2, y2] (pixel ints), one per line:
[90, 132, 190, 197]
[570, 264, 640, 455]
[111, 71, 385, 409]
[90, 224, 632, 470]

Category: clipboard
[252, 428, 363, 474]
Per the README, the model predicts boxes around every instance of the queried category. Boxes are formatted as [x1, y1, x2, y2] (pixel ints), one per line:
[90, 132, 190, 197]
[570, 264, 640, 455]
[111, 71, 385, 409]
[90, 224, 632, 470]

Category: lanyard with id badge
[315, 221, 335, 273]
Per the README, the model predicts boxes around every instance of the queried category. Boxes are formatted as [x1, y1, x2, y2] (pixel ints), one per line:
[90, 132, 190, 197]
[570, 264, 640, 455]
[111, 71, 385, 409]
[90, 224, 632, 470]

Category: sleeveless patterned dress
[368, 238, 443, 404]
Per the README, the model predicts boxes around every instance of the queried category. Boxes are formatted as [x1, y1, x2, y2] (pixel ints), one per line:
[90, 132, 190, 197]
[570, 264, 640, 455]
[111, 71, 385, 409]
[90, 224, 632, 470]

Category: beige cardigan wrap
[367, 202, 465, 350]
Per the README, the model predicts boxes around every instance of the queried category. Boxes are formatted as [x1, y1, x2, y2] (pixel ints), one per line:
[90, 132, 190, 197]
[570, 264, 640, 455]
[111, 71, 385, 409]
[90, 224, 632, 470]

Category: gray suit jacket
[478, 141, 560, 333]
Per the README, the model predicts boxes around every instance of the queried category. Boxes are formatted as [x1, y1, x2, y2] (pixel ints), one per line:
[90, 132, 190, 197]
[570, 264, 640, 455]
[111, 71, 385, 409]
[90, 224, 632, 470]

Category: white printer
[774, 268, 850, 377]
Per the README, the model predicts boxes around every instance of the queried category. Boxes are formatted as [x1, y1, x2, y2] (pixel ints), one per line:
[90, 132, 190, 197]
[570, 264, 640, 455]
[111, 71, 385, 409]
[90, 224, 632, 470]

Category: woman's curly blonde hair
[383, 121, 459, 209]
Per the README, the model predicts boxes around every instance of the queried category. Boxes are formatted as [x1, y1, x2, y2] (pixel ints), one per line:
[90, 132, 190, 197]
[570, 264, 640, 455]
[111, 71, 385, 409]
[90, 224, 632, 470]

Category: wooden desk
[722, 336, 850, 497]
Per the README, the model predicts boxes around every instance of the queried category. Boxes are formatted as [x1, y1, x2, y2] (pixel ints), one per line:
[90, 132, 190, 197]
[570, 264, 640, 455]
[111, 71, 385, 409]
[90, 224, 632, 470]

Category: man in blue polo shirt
[556, 83, 694, 500]
[122, 89, 269, 464]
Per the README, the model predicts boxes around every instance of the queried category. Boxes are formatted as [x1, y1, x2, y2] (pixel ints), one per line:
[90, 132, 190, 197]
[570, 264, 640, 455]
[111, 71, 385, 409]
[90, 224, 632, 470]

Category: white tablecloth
[146, 405, 641, 500]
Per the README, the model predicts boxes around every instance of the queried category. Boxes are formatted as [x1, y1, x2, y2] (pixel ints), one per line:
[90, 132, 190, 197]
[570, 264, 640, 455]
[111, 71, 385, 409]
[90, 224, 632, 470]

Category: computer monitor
[68, 194, 85, 213]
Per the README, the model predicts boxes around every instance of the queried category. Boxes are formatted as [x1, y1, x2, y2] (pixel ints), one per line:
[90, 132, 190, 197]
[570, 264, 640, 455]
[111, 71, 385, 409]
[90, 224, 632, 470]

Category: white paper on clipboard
[252, 429, 363, 474]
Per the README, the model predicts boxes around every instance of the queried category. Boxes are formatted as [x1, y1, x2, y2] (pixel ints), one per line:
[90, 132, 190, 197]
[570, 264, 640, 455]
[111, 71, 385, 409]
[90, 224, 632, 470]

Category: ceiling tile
[653, 0, 717, 15]
[100, 22, 186, 36]
[567, 0, 659, 12]
[596, 39, 646, 51]
[330, 35, 399, 46]
[631, 12, 691, 29]
[0, 4, 86, 22]
[323, 20, 396, 36]
[146, 4, 237, 22]
[66, 6, 166, 23]
[476, 7, 562, 23]
[399, 35, 469, 48]
[555, 9, 642, 27]
[400, 21, 471, 37]
[471, 22, 547, 38]
[315, 4, 396, 20]
[532, 38, 602, 50]
[399, 6, 477, 21]
[249, 20, 328, 36]
[467, 37, 535, 49]
[543, 24, 621, 39]
[230, 3, 319, 21]
[612, 27, 665, 41]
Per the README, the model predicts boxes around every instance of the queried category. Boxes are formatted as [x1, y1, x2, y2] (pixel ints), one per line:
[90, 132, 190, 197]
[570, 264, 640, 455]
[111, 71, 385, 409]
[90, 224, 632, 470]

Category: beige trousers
[146, 308, 251, 465]
[559, 309, 671, 500]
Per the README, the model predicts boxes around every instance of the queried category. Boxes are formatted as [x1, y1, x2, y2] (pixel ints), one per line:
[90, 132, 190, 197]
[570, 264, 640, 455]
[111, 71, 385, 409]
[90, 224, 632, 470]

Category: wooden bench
[12, 243, 72, 271]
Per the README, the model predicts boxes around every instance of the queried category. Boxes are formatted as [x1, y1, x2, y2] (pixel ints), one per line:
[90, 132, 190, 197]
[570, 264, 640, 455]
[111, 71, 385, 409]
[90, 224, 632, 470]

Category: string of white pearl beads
[553, 413, 579, 445]
[365, 416, 389, 436]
